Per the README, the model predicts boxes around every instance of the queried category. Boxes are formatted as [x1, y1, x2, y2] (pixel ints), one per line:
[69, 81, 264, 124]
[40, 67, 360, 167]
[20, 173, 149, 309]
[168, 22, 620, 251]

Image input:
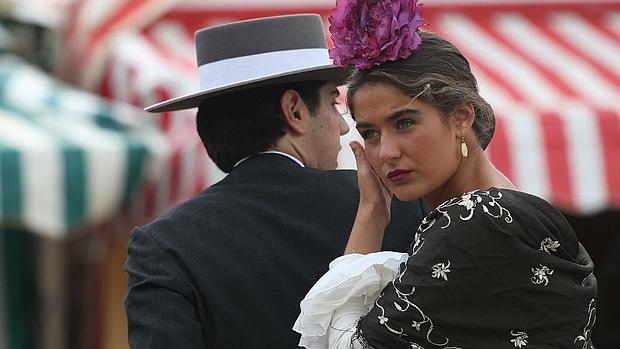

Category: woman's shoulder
[420, 188, 516, 233]
[419, 188, 579, 258]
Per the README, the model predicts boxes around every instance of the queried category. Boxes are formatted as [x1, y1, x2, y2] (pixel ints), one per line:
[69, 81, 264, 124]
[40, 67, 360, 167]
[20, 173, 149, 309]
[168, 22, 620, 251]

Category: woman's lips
[386, 169, 412, 182]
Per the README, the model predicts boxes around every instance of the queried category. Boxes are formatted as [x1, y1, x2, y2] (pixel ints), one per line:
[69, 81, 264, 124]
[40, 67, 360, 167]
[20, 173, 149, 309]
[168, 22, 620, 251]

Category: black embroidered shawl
[355, 188, 597, 349]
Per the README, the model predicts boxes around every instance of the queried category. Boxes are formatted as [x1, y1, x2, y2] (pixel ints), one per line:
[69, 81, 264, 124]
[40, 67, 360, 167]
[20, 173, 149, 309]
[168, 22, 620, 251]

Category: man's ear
[451, 102, 475, 134]
[280, 89, 309, 135]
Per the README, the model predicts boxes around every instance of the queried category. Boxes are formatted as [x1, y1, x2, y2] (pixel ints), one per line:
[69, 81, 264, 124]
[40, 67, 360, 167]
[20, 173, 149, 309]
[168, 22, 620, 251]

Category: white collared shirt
[234, 151, 305, 168]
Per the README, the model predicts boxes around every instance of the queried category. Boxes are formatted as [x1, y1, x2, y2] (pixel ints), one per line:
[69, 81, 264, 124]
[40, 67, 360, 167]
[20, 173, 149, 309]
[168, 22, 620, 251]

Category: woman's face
[351, 82, 462, 202]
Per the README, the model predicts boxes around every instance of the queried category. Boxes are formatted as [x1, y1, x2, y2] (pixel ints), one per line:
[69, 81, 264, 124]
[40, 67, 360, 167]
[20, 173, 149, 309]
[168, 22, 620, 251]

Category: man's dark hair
[196, 80, 326, 173]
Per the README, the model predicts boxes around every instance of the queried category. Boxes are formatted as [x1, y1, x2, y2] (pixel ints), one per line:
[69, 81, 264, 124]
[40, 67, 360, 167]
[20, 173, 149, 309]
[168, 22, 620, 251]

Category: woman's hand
[351, 141, 392, 224]
[345, 141, 393, 255]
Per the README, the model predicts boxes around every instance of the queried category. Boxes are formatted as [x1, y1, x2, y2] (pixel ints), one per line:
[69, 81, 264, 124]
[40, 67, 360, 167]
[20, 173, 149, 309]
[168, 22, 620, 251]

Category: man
[125, 14, 427, 348]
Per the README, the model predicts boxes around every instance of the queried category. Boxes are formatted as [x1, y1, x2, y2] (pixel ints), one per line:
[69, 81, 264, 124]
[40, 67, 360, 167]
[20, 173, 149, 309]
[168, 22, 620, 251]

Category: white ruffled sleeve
[293, 251, 408, 349]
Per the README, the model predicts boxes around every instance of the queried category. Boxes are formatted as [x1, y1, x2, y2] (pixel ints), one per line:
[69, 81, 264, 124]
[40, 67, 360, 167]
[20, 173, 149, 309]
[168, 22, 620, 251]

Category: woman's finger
[349, 140, 370, 173]
[351, 141, 392, 194]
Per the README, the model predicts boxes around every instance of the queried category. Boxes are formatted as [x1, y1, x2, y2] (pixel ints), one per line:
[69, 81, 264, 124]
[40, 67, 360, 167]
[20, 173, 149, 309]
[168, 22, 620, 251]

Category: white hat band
[199, 48, 332, 90]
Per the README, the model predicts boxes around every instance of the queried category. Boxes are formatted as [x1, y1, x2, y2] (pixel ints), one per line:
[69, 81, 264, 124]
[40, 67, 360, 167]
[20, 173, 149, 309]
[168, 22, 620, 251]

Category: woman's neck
[423, 147, 515, 209]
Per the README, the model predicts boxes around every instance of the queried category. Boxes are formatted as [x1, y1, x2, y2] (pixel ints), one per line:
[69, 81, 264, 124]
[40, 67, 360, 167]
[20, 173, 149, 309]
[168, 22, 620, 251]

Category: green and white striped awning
[0, 53, 203, 349]
[0, 53, 171, 238]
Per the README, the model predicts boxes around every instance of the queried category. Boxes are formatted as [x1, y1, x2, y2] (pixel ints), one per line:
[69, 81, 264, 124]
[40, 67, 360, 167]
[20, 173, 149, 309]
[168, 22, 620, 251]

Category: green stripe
[2, 229, 35, 349]
[94, 106, 127, 131]
[62, 146, 86, 228]
[0, 229, 6, 349]
[0, 144, 22, 218]
[122, 140, 148, 205]
[0, 67, 11, 100]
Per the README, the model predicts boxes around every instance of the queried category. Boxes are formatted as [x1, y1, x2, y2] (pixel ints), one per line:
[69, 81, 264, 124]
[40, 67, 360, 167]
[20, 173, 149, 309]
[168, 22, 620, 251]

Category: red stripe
[423, 3, 620, 16]
[531, 13, 620, 86]
[540, 112, 574, 210]
[596, 110, 620, 207]
[484, 14, 579, 100]
[99, 57, 114, 99]
[142, 30, 196, 74]
[194, 144, 208, 193]
[486, 115, 514, 184]
[82, 0, 153, 71]
[157, 7, 334, 33]
[429, 13, 527, 103]
[600, 17, 620, 42]
[153, 86, 172, 132]
[168, 148, 183, 205]
[59, 0, 87, 82]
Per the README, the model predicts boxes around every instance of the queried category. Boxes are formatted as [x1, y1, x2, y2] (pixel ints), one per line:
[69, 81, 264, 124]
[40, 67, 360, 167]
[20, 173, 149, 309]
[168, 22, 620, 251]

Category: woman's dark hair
[196, 80, 325, 173]
[346, 31, 495, 150]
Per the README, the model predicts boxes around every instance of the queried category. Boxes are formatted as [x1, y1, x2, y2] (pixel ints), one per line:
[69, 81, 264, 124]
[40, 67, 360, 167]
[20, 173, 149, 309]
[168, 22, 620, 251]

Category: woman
[294, 1, 597, 348]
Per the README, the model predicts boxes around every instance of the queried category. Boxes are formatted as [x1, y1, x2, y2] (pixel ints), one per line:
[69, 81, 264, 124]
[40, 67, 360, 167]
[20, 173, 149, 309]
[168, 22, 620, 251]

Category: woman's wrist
[356, 202, 389, 231]
[345, 205, 388, 254]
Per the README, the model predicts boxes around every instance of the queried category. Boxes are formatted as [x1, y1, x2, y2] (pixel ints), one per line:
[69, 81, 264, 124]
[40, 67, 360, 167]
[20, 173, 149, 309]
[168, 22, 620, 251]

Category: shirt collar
[234, 151, 305, 168]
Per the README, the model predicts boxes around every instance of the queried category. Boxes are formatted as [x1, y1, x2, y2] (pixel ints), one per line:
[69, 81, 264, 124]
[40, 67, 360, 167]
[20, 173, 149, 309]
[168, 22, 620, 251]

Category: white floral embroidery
[378, 315, 389, 325]
[539, 237, 560, 254]
[411, 344, 424, 349]
[373, 189, 515, 349]
[431, 261, 451, 281]
[531, 265, 554, 286]
[510, 330, 528, 348]
[458, 192, 480, 211]
[435, 190, 513, 229]
[375, 300, 405, 335]
[378, 261, 461, 348]
[411, 231, 426, 255]
[574, 299, 596, 349]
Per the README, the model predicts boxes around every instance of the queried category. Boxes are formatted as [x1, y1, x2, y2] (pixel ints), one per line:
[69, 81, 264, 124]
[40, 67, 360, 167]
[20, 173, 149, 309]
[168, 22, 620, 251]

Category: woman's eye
[359, 129, 379, 140]
[396, 119, 414, 129]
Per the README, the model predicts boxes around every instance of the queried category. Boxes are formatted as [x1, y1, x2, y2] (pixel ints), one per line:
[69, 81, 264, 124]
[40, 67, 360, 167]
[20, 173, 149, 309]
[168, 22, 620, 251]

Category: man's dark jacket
[125, 153, 427, 348]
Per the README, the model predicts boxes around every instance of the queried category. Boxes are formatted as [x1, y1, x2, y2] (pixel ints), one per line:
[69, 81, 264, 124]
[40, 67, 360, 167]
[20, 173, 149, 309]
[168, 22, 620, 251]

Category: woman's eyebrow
[386, 107, 420, 121]
[355, 107, 421, 129]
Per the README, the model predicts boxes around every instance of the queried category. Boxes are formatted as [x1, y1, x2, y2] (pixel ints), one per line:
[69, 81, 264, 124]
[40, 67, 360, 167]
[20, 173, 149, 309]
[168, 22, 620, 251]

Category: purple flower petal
[328, 0, 425, 69]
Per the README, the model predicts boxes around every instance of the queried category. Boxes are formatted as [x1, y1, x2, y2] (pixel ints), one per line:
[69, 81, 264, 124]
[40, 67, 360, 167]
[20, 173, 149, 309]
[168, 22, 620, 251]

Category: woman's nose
[378, 134, 400, 161]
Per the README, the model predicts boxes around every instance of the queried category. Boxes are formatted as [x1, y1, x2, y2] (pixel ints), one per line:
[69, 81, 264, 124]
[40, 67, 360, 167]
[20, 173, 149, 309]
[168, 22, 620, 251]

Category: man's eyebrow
[355, 107, 421, 129]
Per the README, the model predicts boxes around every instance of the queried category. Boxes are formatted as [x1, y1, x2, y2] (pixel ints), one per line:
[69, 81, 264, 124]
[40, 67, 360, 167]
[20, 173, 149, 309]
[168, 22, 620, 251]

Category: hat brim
[145, 65, 351, 113]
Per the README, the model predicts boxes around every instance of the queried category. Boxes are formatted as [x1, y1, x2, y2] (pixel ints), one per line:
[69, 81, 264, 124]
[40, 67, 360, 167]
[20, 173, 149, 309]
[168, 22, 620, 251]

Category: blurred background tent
[1, 0, 619, 348]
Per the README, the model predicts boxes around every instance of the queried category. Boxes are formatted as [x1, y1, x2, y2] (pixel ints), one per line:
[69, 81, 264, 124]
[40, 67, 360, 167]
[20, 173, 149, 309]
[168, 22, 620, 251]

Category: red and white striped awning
[422, 3, 620, 213]
[59, 0, 620, 215]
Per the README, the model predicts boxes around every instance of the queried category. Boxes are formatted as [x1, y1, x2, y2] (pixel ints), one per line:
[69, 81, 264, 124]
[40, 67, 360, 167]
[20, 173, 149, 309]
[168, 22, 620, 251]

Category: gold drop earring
[460, 136, 468, 158]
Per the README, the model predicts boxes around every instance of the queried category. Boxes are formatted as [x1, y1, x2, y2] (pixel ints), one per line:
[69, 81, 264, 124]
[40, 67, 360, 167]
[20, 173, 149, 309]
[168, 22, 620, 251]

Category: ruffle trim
[294, 251, 408, 348]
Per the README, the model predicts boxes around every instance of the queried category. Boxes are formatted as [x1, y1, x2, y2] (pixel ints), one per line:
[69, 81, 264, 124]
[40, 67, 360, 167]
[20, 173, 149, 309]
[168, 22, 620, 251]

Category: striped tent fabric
[423, 2, 620, 214]
[58, 0, 219, 228]
[57, 0, 181, 90]
[0, 52, 175, 349]
[0, 54, 172, 238]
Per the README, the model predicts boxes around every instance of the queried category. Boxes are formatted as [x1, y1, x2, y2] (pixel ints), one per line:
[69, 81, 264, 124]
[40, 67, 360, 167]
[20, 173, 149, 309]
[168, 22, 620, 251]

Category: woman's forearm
[345, 204, 387, 254]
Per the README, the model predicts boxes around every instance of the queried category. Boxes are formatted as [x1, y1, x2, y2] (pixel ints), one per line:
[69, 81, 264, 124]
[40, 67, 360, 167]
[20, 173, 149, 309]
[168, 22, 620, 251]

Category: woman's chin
[392, 189, 423, 203]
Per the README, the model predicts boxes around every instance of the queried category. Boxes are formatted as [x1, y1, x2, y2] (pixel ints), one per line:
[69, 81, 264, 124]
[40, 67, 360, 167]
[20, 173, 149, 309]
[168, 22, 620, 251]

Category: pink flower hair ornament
[328, 0, 425, 70]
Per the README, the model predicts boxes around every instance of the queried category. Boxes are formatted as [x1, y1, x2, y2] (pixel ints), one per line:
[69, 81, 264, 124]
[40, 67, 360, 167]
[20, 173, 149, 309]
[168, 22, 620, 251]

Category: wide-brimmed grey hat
[145, 14, 350, 113]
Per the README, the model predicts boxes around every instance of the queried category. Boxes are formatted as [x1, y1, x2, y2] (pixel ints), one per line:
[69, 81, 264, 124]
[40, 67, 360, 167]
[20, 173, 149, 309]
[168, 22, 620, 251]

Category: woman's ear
[451, 102, 475, 134]
[280, 90, 309, 135]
